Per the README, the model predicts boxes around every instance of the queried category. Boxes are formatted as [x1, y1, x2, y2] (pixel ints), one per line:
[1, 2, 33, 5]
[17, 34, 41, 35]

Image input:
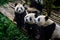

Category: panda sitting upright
[24, 13, 41, 40]
[14, 3, 28, 29]
[35, 15, 60, 40]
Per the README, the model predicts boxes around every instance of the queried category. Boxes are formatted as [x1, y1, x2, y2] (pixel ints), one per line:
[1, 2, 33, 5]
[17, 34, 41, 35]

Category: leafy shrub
[0, 12, 29, 40]
[0, 0, 9, 5]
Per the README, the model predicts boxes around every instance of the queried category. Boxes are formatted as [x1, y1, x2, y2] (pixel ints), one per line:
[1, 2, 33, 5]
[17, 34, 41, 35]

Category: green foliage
[0, 12, 29, 40]
[52, 5, 60, 8]
[0, 0, 9, 6]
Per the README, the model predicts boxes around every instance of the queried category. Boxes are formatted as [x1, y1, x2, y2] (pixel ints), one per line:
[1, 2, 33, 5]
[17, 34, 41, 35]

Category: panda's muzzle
[19, 10, 21, 12]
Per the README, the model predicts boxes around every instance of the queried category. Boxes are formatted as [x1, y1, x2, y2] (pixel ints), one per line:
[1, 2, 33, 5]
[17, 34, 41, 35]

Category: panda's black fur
[25, 23, 41, 40]
[24, 13, 41, 40]
[40, 16, 56, 40]
[40, 23, 56, 40]
[35, 15, 57, 40]
[30, 0, 43, 12]
[14, 11, 26, 29]
[14, 3, 28, 29]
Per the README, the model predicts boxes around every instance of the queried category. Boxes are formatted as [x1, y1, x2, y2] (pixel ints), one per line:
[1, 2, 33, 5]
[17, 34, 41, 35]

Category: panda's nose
[19, 10, 20, 12]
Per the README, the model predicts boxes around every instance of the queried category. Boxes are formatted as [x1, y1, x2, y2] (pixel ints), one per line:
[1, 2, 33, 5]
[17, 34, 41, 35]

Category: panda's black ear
[23, 3, 27, 9]
[15, 3, 17, 7]
[45, 16, 49, 21]
[34, 11, 39, 18]
[23, 3, 26, 6]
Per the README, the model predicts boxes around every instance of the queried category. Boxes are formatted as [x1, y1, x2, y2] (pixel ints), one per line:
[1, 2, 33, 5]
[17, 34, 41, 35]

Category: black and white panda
[30, 0, 43, 12]
[14, 3, 28, 29]
[24, 13, 41, 40]
[35, 15, 60, 40]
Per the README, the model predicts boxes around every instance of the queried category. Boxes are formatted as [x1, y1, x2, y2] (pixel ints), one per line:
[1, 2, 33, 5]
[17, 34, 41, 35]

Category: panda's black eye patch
[30, 17, 32, 21]
[26, 19, 28, 21]
[17, 7, 19, 10]
[38, 18, 40, 21]
[21, 7, 23, 10]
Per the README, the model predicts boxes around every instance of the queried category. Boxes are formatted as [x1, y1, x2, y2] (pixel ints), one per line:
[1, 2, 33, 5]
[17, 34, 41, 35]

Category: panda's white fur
[51, 24, 60, 40]
[35, 15, 60, 40]
[24, 13, 36, 35]
[15, 3, 25, 13]
[14, 3, 28, 14]
[14, 3, 28, 29]
[24, 13, 35, 24]
[24, 13, 41, 40]
[35, 15, 54, 26]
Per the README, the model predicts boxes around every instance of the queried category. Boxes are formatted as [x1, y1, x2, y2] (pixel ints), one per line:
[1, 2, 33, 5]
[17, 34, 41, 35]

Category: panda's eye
[30, 17, 32, 21]
[38, 18, 40, 21]
[17, 7, 19, 10]
[26, 19, 28, 21]
[21, 7, 23, 10]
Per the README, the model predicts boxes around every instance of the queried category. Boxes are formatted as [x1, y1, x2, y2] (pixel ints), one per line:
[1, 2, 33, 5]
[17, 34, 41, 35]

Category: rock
[0, 2, 15, 21]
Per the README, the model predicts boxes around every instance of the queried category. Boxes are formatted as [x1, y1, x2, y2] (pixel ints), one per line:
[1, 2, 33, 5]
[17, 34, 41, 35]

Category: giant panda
[24, 13, 41, 40]
[14, 3, 28, 29]
[35, 15, 60, 40]
[30, 0, 43, 12]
